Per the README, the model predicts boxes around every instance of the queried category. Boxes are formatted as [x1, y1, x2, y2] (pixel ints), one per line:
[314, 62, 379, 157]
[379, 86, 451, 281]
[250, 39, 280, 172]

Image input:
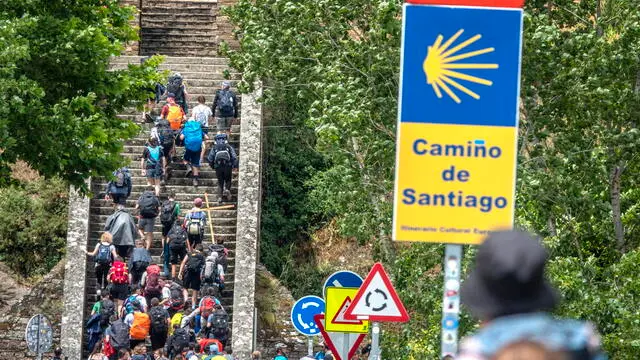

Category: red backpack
[145, 265, 163, 296]
[199, 296, 216, 318]
[109, 261, 129, 284]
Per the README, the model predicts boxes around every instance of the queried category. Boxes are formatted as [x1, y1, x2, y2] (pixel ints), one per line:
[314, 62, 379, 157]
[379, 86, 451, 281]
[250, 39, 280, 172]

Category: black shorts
[188, 234, 203, 247]
[183, 271, 202, 291]
[110, 283, 130, 301]
[162, 223, 173, 237]
[114, 245, 133, 259]
[170, 247, 187, 265]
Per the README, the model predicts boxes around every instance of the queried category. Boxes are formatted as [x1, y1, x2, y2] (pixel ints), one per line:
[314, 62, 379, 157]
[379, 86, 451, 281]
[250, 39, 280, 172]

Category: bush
[0, 178, 68, 278]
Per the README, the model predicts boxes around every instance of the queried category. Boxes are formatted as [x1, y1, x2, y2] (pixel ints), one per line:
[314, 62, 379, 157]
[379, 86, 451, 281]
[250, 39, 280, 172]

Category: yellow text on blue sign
[325, 287, 370, 334]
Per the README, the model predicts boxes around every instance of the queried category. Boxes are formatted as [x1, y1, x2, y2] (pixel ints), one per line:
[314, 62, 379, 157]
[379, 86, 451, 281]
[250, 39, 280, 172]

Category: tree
[0, 0, 164, 190]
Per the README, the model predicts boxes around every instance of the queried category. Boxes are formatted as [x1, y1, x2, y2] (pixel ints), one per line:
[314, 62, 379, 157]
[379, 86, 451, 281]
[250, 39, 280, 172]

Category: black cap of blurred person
[461, 230, 559, 320]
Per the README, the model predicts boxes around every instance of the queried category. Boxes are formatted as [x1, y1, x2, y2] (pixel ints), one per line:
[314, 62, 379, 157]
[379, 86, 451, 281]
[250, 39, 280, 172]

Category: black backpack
[186, 252, 204, 273]
[99, 299, 115, 327]
[149, 306, 168, 332]
[171, 327, 190, 353]
[167, 75, 184, 101]
[160, 200, 177, 226]
[211, 310, 228, 330]
[110, 320, 130, 350]
[168, 224, 187, 250]
[139, 192, 159, 218]
[95, 243, 112, 266]
[217, 89, 234, 116]
[156, 120, 175, 150]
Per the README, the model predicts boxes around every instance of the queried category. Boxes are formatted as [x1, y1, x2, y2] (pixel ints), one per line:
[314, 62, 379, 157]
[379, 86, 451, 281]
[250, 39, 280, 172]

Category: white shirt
[192, 104, 212, 128]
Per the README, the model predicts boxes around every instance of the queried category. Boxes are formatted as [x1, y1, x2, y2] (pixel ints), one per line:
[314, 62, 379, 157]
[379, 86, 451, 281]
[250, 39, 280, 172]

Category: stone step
[156, 63, 234, 73]
[84, 242, 238, 260]
[140, 46, 219, 57]
[141, 18, 218, 27]
[90, 199, 237, 214]
[110, 56, 229, 66]
[142, 33, 219, 45]
[141, 3, 215, 11]
[142, 11, 217, 20]
[141, 27, 218, 37]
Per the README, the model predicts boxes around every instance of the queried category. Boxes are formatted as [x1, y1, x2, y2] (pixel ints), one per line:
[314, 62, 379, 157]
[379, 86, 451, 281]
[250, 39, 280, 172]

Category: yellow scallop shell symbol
[422, 29, 499, 104]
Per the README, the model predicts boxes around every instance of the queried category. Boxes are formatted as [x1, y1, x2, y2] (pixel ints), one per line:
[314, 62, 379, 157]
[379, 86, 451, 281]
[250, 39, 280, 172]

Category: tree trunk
[610, 165, 625, 252]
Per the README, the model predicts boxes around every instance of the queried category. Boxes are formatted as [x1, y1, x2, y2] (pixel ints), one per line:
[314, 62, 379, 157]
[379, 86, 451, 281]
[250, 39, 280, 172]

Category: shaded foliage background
[225, 0, 640, 357]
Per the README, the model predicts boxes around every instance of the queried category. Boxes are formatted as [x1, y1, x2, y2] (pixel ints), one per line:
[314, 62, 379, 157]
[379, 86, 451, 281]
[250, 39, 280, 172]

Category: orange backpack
[166, 105, 183, 130]
[129, 312, 150, 340]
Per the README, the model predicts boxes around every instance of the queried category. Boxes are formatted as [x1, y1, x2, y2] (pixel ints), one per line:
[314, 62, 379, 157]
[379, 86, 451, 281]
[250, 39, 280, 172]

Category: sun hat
[460, 230, 559, 320]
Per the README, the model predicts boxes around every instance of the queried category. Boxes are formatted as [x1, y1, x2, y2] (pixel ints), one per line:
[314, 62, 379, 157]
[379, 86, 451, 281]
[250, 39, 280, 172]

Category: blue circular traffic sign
[291, 295, 325, 336]
[323, 270, 363, 297]
[442, 315, 459, 331]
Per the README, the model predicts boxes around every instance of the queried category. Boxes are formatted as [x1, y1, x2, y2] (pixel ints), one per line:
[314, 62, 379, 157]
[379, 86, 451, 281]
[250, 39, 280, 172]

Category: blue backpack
[95, 244, 112, 265]
[183, 121, 203, 151]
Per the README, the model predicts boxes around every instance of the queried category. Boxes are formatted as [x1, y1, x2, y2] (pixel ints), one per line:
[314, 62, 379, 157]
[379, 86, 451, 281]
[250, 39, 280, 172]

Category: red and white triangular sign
[314, 314, 366, 360]
[344, 262, 410, 322]
[331, 297, 363, 325]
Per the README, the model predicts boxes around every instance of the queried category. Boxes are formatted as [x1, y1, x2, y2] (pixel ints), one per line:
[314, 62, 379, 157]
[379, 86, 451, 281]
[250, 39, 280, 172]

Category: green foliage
[0, 178, 68, 278]
[225, 0, 640, 357]
[0, 0, 165, 191]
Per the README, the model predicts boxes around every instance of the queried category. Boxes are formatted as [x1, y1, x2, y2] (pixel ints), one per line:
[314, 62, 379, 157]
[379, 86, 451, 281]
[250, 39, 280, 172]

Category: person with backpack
[91, 290, 116, 330]
[148, 297, 171, 351]
[136, 188, 161, 250]
[211, 81, 237, 134]
[125, 300, 150, 349]
[162, 93, 187, 131]
[160, 191, 181, 275]
[105, 208, 138, 260]
[105, 316, 131, 355]
[179, 119, 209, 187]
[105, 167, 133, 207]
[123, 286, 148, 315]
[168, 221, 189, 280]
[207, 133, 238, 204]
[457, 230, 607, 360]
[205, 304, 229, 348]
[201, 250, 224, 296]
[166, 73, 190, 114]
[165, 323, 190, 359]
[152, 119, 178, 179]
[140, 137, 166, 197]
[107, 256, 131, 314]
[129, 240, 152, 286]
[142, 263, 164, 305]
[191, 96, 213, 134]
[184, 198, 207, 249]
[273, 344, 288, 360]
[203, 344, 226, 360]
[179, 244, 205, 308]
[86, 232, 118, 291]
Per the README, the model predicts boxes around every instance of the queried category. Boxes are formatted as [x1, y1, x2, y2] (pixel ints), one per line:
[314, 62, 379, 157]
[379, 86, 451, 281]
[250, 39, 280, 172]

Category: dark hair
[151, 297, 160, 306]
[54, 347, 62, 356]
[115, 256, 123, 262]
[195, 243, 203, 252]
[117, 349, 130, 359]
[102, 290, 111, 299]
[149, 137, 158, 146]
[197, 96, 206, 103]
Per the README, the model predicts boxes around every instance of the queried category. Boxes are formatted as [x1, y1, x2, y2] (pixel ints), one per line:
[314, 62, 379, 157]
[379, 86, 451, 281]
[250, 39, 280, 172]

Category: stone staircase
[83, 55, 241, 347]
[140, 0, 221, 57]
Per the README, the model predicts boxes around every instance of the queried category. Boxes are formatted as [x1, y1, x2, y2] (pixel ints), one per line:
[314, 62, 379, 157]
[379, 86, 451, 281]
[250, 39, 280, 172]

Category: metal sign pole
[441, 245, 462, 359]
[369, 322, 381, 360]
[307, 336, 314, 356]
[35, 315, 42, 360]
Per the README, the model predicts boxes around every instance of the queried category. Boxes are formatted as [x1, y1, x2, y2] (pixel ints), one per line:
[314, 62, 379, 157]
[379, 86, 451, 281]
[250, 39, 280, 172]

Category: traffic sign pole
[441, 245, 462, 358]
[308, 336, 314, 356]
[369, 322, 381, 360]
[36, 315, 41, 360]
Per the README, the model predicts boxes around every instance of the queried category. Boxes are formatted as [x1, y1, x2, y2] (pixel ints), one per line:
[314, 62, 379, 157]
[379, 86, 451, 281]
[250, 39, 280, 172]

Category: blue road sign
[323, 271, 363, 297]
[442, 314, 459, 331]
[291, 295, 326, 336]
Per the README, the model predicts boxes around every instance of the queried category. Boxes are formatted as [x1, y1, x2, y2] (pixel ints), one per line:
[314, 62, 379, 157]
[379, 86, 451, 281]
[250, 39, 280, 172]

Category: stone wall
[0, 261, 66, 360]
[231, 83, 263, 358]
[60, 185, 91, 360]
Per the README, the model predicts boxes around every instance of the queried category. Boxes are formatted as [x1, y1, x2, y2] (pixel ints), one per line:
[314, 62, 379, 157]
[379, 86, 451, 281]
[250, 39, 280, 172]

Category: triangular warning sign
[344, 262, 410, 323]
[314, 314, 366, 360]
[331, 297, 363, 325]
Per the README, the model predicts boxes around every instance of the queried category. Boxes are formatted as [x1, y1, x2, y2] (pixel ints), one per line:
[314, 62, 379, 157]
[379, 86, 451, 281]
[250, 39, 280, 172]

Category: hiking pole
[204, 192, 216, 244]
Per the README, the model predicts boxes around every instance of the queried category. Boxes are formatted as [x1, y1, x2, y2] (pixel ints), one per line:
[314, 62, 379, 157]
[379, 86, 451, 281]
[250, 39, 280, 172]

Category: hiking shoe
[224, 189, 231, 201]
[193, 178, 199, 187]
[96, 289, 102, 297]
[185, 168, 192, 178]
